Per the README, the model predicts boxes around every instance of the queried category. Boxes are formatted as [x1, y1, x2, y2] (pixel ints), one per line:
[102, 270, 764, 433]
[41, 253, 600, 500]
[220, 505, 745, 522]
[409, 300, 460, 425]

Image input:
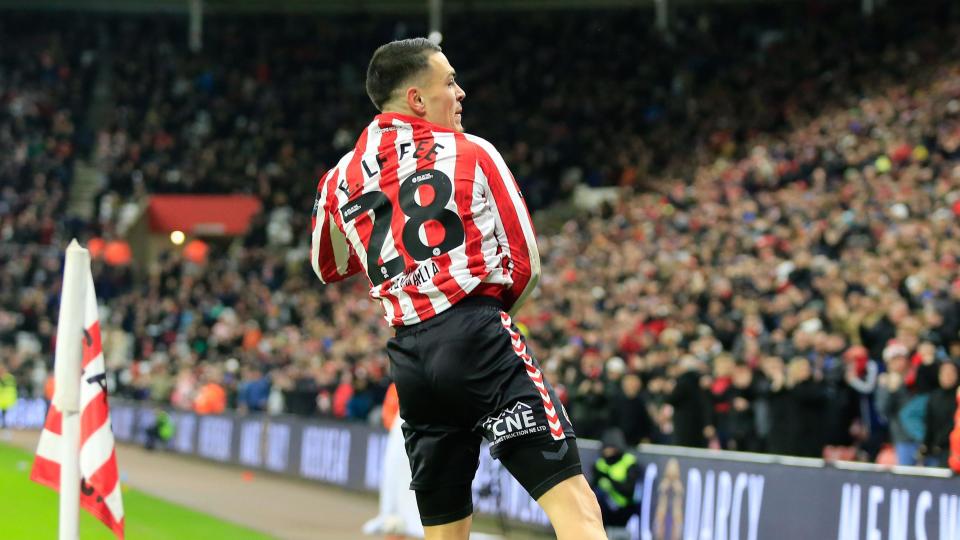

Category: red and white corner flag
[31, 240, 125, 539]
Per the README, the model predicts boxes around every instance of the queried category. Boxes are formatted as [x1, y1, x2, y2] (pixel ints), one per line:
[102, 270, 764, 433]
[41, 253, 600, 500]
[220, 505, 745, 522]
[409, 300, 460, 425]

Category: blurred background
[2, 0, 960, 485]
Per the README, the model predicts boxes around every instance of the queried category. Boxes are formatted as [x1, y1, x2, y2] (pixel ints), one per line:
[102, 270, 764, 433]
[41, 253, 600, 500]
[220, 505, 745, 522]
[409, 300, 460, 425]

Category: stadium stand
[3, 1, 960, 467]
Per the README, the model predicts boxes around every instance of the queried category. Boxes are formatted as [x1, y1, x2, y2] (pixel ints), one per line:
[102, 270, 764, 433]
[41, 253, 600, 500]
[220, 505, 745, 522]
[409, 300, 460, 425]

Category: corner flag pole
[53, 240, 90, 540]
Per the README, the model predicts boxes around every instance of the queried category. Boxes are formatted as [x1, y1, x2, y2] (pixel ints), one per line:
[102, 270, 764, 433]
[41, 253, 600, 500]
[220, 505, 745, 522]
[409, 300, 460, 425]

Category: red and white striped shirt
[311, 112, 540, 327]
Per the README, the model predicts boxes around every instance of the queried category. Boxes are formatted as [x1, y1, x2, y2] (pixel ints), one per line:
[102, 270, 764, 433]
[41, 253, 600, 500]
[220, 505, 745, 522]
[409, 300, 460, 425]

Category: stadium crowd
[3, 2, 960, 467]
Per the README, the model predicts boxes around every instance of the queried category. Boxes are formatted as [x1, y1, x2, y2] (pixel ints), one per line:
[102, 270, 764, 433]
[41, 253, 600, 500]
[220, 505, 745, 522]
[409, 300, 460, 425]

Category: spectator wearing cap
[592, 428, 641, 537]
[604, 356, 628, 399]
[876, 341, 923, 465]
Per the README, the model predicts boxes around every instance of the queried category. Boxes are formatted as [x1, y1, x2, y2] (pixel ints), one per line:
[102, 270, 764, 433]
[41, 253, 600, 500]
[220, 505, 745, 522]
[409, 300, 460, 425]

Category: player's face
[421, 52, 465, 132]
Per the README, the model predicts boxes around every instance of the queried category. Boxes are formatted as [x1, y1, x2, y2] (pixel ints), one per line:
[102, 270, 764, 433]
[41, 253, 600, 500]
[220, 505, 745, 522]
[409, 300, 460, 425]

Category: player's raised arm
[310, 167, 363, 284]
[470, 136, 541, 314]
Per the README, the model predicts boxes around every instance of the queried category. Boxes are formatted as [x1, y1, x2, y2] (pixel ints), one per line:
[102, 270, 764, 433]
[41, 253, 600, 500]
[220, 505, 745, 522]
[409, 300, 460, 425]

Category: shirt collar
[373, 112, 457, 133]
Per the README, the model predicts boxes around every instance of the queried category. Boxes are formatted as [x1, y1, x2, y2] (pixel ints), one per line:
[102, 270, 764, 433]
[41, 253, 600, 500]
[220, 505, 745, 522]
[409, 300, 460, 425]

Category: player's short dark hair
[366, 38, 442, 111]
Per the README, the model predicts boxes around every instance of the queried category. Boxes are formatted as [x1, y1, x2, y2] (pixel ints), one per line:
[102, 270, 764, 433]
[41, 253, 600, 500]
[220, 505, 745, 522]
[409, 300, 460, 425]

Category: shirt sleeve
[474, 138, 541, 314]
[310, 168, 363, 284]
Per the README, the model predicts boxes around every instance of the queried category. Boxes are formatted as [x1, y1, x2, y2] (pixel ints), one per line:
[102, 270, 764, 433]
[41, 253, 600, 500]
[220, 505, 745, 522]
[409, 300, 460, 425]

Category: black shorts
[387, 297, 580, 525]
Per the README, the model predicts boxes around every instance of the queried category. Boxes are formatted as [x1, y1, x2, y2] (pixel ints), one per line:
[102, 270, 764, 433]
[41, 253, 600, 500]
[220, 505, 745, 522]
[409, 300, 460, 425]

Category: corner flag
[31, 240, 125, 539]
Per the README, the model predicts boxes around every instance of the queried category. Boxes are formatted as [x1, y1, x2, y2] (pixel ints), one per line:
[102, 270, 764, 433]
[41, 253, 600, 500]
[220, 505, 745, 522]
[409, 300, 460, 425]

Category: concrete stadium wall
[8, 397, 959, 539]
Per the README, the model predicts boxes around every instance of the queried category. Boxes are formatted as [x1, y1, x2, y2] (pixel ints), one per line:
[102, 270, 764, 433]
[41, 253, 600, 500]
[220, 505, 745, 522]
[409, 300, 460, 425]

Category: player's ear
[406, 87, 426, 116]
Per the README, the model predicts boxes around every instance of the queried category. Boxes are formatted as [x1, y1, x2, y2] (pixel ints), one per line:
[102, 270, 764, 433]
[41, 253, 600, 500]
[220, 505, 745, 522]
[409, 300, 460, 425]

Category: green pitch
[0, 443, 274, 540]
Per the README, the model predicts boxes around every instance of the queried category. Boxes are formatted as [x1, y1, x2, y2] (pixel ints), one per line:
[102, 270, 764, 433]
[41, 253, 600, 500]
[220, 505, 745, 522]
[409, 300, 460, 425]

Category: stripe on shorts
[499, 312, 565, 440]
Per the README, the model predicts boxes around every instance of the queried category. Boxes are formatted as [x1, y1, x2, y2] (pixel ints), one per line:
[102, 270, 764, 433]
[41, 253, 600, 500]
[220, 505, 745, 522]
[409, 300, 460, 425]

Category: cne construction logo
[482, 401, 547, 446]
